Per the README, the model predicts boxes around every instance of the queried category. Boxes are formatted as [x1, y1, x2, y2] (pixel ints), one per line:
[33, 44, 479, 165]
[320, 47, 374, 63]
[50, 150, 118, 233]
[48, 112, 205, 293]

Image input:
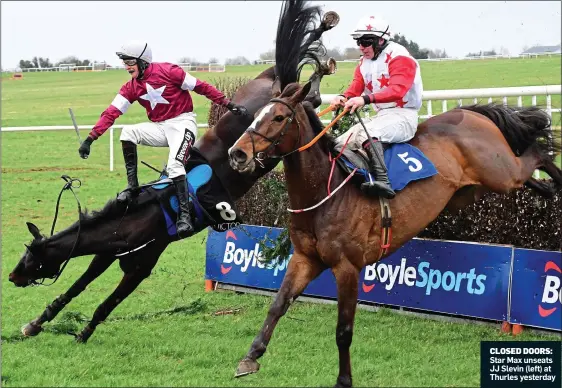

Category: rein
[282, 103, 394, 257]
[34, 175, 83, 286]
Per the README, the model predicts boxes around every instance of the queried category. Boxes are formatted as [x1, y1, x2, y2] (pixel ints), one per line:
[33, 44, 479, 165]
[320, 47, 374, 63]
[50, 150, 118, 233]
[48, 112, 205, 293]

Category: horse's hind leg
[74, 243, 166, 343]
[332, 262, 360, 388]
[21, 254, 116, 337]
[235, 253, 325, 377]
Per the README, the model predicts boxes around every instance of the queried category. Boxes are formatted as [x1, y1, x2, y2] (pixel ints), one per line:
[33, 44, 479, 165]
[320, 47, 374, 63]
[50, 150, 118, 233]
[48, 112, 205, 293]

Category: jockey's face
[359, 42, 375, 60]
[123, 61, 140, 79]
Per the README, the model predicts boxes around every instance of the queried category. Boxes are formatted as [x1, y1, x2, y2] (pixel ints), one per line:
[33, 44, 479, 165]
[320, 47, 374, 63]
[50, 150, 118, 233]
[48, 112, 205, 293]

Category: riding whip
[68, 108, 82, 144]
[354, 110, 375, 185]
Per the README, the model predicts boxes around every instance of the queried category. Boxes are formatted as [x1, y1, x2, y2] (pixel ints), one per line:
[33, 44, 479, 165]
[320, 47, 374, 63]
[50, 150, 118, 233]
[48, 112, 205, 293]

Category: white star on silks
[140, 83, 170, 110]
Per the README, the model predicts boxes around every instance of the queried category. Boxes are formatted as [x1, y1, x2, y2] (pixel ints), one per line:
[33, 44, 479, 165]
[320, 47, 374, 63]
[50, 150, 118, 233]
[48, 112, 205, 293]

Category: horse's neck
[283, 112, 338, 211]
[43, 224, 83, 258]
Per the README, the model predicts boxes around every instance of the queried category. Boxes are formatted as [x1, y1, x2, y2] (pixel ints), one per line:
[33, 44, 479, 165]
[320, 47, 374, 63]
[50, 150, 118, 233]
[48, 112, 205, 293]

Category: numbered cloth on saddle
[346, 143, 438, 191]
[150, 163, 240, 237]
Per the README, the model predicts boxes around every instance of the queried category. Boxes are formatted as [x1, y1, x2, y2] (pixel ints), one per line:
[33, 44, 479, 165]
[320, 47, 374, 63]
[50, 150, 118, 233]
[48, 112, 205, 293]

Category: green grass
[2, 56, 561, 387]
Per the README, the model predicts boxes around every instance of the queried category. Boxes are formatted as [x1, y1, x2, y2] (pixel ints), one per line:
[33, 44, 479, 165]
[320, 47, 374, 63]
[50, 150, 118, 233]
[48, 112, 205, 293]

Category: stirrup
[361, 181, 396, 199]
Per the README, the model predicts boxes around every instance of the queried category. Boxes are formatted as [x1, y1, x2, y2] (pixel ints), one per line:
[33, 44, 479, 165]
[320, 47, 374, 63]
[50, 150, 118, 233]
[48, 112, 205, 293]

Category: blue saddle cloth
[151, 164, 213, 236]
[342, 143, 437, 192]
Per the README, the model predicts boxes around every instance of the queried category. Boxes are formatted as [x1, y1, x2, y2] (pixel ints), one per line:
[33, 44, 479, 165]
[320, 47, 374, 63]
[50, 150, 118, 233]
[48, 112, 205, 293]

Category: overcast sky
[1, 1, 560, 69]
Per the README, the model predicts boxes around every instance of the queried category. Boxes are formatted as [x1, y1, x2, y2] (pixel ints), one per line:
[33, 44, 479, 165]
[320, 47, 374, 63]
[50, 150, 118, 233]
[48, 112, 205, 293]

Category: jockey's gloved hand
[79, 136, 94, 159]
[227, 102, 249, 117]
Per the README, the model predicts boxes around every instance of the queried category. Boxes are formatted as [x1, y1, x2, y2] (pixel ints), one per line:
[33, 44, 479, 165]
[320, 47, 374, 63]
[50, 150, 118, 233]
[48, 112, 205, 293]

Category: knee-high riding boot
[172, 175, 194, 238]
[361, 139, 396, 199]
[117, 141, 139, 203]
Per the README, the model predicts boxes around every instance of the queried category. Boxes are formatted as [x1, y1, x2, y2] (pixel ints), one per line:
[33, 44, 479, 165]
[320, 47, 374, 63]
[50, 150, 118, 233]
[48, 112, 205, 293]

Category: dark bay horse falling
[8, 0, 337, 343]
[228, 74, 562, 386]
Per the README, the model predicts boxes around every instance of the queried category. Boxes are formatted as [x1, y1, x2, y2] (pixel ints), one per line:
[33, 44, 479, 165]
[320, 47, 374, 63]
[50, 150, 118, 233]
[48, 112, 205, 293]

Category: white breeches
[335, 108, 419, 149]
[119, 113, 198, 178]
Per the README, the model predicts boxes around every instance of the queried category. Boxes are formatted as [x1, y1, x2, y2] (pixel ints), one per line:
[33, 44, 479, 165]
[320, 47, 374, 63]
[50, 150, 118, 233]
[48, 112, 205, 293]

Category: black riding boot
[361, 139, 396, 199]
[117, 141, 139, 203]
[172, 175, 194, 238]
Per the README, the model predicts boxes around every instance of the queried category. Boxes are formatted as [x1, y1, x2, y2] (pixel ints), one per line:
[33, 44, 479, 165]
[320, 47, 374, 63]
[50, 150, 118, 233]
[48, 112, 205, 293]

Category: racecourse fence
[2, 85, 561, 175]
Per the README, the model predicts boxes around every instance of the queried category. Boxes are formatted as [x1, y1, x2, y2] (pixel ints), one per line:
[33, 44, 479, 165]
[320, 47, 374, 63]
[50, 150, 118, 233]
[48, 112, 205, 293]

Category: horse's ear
[26, 222, 42, 240]
[289, 81, 313, 104]
[272, 77, 282, 97]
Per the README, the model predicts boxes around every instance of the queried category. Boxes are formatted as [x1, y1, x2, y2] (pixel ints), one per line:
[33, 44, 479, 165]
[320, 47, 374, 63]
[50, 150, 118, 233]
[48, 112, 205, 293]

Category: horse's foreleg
[21, 254, 115, 337]
[332, 262, 360, 388]
[74, 245, 164, 343]
[235, 253, 324, 377]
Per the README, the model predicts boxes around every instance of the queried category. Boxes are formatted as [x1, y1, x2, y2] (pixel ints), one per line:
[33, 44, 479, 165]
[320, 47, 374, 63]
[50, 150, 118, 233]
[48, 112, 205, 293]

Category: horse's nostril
[232, 149, 248, 164]
[8, 273, 15, 282]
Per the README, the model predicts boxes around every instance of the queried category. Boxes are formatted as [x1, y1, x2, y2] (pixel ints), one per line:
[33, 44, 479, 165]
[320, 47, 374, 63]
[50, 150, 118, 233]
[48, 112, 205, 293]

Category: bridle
[28, 175, 83, 286]
[243, 98, 302, 168]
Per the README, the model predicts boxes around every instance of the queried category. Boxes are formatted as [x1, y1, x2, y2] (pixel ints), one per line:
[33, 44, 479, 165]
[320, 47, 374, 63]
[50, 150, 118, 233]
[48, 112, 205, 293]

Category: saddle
[134, 148, 242, 241]
[330, 141, 438, 193]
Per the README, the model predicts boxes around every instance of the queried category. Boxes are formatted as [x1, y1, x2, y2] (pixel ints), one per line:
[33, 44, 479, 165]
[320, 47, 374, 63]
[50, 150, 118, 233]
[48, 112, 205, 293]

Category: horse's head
[228, 79, 312, 174]
[9, 222, 64, 287]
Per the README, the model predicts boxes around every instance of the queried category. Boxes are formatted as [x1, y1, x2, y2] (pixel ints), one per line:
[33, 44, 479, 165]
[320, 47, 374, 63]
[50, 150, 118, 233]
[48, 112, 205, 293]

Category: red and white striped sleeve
[89, 84, 134, 140]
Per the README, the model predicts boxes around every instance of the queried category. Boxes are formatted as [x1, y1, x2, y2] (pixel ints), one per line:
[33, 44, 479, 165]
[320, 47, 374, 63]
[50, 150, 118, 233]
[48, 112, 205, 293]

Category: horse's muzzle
[8, 272, 30, 287]
[229, 148, 255, 174]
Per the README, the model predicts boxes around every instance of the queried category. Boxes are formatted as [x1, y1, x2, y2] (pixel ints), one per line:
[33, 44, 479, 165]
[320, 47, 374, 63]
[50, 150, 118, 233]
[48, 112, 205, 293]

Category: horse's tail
[275, 0, 324, 89]
[461, 103, 562, 188]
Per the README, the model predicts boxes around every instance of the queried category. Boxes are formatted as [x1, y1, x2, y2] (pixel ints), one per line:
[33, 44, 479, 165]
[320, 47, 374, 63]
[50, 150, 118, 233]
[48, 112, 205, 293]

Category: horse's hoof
[21, 322, 43, 337]
[334, 376, 353, 388]
[74, 334, 89, 344]
[235, 358, 260, 378]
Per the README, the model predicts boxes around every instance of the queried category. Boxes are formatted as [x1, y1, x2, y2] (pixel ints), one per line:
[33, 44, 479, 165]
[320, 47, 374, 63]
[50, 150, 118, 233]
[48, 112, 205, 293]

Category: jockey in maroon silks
[330, 15, 424, 199]
[79, 40, 248, 237]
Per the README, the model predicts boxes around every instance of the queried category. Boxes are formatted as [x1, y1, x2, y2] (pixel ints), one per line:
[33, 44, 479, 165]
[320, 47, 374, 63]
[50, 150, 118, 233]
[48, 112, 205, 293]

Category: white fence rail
[2, 85, 560, 174]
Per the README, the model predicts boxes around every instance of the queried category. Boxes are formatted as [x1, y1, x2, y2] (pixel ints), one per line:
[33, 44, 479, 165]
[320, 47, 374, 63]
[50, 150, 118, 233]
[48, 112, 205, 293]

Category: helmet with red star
[350, 15, 391, 40]
[116, 40, 152, 79]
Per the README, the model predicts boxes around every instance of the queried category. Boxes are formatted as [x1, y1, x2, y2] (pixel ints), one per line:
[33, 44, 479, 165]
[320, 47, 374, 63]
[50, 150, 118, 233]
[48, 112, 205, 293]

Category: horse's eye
[274, 115, 285, 122]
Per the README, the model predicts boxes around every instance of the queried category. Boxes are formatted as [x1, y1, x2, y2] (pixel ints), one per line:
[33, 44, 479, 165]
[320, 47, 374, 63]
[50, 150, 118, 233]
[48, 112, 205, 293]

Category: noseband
[243, 98, 302, 166]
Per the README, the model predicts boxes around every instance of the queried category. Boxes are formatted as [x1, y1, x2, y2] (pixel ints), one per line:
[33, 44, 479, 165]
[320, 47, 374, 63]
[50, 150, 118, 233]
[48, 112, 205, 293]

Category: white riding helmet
[350, 15, 391, 40]
[116, 40, 152, 63]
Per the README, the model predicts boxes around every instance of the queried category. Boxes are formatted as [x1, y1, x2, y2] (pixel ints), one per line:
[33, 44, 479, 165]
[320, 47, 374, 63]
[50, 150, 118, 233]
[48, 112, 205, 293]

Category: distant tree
[18, 56, 52, 68]
[178, 56, 202, 65]
[499, 46, 510, 56]
[427, 48, 448, 59]
[225, 56, 251, 65]
[18, 59, 34, 69]
[391, 34, 429, 59]
[55, 56, 92, 66]
[259, 49, 275, 61]
[208, 57, 219, 64]
[32, 56, 53, 68]
[466, 49, 497, 57]
[324, 47, 344, 61]
[343, 47, 361, 60]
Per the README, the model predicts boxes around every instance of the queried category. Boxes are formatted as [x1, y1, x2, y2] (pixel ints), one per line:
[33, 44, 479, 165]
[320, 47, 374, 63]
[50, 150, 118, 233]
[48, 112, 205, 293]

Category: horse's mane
[275, 0, 324, 89]
[79, 197, 126, 226]
[460, 103, 560, 157]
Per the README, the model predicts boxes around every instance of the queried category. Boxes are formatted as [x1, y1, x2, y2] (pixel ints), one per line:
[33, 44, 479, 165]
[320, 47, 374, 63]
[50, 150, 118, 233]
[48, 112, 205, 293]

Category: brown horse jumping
[228, 78, 561, 386]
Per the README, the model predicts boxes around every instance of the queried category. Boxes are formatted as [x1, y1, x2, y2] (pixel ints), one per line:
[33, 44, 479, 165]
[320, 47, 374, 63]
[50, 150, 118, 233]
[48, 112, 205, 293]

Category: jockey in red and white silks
[78, 40, 248, 237]
[330, 15, 424, 199]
